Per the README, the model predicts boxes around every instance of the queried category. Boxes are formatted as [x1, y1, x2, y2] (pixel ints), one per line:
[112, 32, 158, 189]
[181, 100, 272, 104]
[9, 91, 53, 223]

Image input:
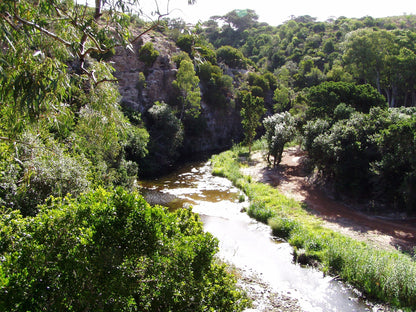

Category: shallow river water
[140, 161, 381, 312]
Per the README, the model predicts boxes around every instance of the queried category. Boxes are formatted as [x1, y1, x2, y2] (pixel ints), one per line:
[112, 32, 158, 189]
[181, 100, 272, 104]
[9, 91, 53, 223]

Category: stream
[140, 161, 384, 312]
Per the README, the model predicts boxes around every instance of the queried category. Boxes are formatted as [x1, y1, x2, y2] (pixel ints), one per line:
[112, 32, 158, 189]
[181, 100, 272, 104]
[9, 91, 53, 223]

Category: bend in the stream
[141, 161, 387, 312]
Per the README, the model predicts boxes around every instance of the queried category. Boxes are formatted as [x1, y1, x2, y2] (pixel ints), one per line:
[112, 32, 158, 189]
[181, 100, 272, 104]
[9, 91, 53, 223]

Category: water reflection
[141, 161, 374, 312]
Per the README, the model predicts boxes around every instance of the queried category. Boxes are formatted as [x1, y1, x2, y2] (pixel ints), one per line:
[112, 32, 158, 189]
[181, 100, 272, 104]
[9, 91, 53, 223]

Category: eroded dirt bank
[241, 147, 416, 253]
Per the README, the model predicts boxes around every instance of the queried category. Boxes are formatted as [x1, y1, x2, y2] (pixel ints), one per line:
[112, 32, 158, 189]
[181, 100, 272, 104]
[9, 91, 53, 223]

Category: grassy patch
[211, 144, 416, 310]
[268, 217, 299, 240]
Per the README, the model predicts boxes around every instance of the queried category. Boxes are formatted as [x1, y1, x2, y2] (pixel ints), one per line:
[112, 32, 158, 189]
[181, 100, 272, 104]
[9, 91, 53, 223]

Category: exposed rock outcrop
[111, 32, 242, 162]
[112, 33, 179, 112]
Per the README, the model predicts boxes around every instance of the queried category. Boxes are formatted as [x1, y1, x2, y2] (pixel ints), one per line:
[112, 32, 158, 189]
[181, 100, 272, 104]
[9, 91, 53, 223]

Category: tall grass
[211, 144, 416, 310]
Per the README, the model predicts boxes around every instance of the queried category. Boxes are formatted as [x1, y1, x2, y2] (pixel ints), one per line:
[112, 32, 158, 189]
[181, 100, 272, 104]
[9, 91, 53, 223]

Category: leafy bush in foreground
[0, 188, 248, 312]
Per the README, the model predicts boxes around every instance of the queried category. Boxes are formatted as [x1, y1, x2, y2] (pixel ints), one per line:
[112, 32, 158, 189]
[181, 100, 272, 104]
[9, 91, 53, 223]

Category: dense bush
[140, 102, 184, 176]
[372, 112, 416, 212]
[239, 91, 266, 153]
[0, 188, 249, 312]
[176, 34, 195, 55]
[0, 130, 91, 216]
[176, 34, 217, 64]
[138, 42, 160, 67]
[305, 81, 387, 121]
[172, 51, 192, 68]
[306, 112, 375, 195]
[247, 72, 271, 98]
[72, 78, 149, 188]
[263, 112, 297, 167]
[198, 62, 233, 107]
[216, 46, 248, 69]
[172, 60, 201, 120]
[303, 107, 416, 212]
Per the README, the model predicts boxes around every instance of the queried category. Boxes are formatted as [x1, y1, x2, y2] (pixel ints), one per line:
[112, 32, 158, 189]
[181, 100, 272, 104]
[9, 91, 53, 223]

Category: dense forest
[194, 9, 416, 213]
[1, 0, 415, 310]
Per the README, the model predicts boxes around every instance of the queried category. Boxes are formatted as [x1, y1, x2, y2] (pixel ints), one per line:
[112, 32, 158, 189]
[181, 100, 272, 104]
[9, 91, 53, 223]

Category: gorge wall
[111, 33, 243, 163]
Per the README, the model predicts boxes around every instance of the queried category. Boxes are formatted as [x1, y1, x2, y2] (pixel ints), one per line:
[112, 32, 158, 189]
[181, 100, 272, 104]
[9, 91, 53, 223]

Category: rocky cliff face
[111, 33, 242, 158]
[111, 34, 178, 112]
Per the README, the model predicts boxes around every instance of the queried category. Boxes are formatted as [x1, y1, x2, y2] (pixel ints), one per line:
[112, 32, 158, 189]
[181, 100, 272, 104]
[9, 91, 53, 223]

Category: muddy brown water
[140, 161, 385, 312]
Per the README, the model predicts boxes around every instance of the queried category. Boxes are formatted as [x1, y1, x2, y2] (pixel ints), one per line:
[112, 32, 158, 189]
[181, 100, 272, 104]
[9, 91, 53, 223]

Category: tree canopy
[0, 188, 248, 311]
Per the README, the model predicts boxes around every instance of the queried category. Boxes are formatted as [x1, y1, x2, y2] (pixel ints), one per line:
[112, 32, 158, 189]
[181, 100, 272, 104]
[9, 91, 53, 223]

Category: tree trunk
[404, 92, 408, 107]
[384, 88, 391, 107]
[376, 71, 381, 93]
[412, 90, 416, 107]
[391, 84, 398, 107]
[95, 0, 102, 20]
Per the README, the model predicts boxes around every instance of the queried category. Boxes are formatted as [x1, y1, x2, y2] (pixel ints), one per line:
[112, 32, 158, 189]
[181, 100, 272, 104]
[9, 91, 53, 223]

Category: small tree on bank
[263, 112, 297, 167]
[173, 59, 201, 120]
[240, 91, 266, 154]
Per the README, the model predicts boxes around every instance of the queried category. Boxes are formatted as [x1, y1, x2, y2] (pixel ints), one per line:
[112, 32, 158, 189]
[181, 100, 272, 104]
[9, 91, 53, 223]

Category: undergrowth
[210, 144, 416, 310]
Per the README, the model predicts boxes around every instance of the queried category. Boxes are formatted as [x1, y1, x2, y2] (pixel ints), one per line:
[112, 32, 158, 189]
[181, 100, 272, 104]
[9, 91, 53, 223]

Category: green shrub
[0, 188, 249, 312]
[138, 42, 160, 67]
[140, 102, 183, 176]
[216, 45, 248, 68]
[176, 34, 194, 55]
[0, 131, 91, 216]
[136, 72, 146, 91]
[268, 217, 299, 240]
[247, 200, 276, 223]
[172, 51, 191, 68]
[305, 81, 387, 121]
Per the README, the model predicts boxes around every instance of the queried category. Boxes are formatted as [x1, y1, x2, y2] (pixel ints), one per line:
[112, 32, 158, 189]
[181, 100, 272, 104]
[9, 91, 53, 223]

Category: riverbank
[210, 144, 416, 310]
[141, 159, 370, 311]
[241, 147, 416, 253]
[230, 265, 302, 312]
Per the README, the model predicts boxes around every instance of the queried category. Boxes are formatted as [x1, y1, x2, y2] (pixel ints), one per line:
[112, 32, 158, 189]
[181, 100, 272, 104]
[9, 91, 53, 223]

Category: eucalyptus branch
[52, 3, 63, 18]
[3, 1, 168, 84]
[12, 14, 72, 47]
[80, 62, 95, 83]
[83, 31, 116, 56]
[0, 135, 53, 153]
[81, 0, 88, 22]
[0, 136, 17, 143]
[79, 33, 89, 57]
[130, 15, 166, 44]
[0, 12, 22, 32]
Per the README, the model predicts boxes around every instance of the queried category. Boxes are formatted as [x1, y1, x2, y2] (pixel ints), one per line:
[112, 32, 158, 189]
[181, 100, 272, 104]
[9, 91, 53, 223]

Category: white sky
[140, 0, 415, 26]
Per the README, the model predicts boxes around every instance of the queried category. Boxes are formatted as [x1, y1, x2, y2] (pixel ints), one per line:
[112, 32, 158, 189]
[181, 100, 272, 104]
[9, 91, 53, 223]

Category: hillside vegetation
[1, 0, 416, 310]
[193, 11, 416, 214]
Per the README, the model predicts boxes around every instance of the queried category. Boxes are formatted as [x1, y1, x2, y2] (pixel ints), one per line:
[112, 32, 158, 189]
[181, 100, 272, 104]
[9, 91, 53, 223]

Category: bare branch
[83, 31, 120, 57]
[80, 62, 96, 83]
[130, 14, 167, 44]
[0, 12, 22, 32]
[95, 78, 118, 87]
[0, 136, 16, 143]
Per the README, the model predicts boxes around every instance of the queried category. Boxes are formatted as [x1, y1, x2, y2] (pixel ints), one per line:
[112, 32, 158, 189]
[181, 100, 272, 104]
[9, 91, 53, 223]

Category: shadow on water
[140, 161, 386, 312]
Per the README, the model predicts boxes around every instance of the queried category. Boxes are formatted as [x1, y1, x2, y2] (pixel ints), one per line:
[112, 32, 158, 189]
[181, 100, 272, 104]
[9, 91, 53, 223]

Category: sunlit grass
[210, 143, 416, 310]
